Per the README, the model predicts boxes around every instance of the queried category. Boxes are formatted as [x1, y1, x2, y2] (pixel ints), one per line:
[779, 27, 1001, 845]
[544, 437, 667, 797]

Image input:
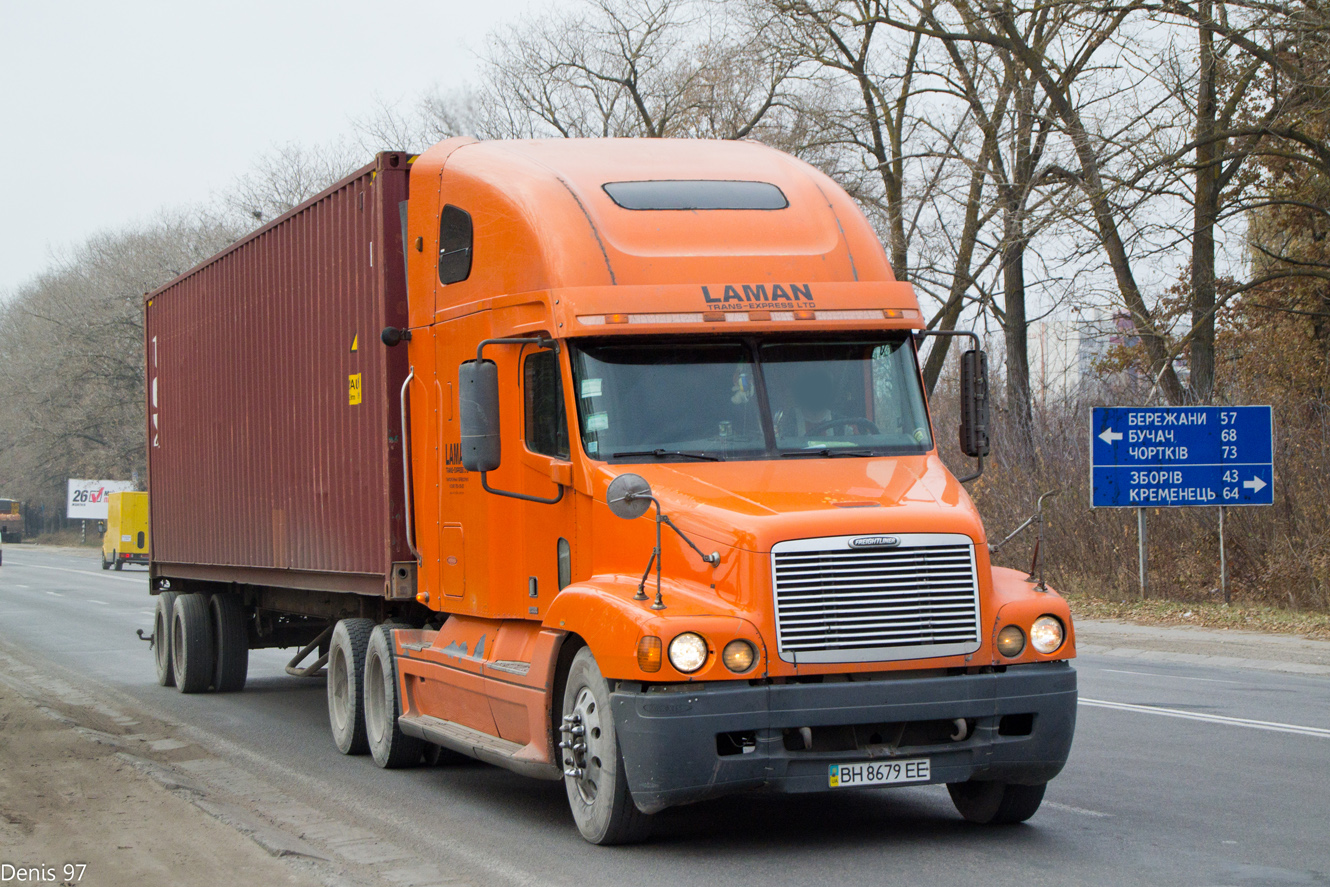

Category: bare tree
[223, 141, 362, 226]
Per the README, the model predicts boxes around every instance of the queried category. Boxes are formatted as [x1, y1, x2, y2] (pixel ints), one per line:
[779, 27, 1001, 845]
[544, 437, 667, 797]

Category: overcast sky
[0, 0, 543, 297]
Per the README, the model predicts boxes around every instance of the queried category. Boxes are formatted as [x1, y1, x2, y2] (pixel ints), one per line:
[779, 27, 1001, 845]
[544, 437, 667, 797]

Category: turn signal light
[607, 313, 630, 324]
[637, 636, 662, 672]
[722, 640, 756, 673]
[793, 310, 816, 321]
[996, 625, 1026, 658]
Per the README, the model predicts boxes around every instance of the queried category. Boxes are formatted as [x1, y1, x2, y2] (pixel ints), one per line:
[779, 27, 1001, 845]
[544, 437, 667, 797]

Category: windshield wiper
[781, 448, 879, 458]
[612, 449, 722, 462]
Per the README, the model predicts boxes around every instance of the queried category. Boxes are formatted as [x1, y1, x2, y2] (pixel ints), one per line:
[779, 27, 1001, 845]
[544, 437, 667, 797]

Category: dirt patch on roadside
[1066, 594, 1330, 640]
[0, 681, 322, 887]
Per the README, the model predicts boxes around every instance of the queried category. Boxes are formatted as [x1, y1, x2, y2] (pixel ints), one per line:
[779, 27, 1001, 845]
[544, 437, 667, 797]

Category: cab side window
[524, 350, 570, 459]
[438, 205, 472, 285]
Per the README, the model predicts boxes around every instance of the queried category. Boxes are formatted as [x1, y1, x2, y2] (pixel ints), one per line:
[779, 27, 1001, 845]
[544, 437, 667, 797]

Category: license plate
[829, 758, 930, 788]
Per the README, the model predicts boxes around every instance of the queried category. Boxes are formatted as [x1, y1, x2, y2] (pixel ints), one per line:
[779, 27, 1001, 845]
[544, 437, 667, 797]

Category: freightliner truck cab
[368, 137, 1076, 844]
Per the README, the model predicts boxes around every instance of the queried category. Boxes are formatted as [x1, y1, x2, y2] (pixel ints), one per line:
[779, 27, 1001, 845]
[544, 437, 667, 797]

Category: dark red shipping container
[145, 152, 415, 600]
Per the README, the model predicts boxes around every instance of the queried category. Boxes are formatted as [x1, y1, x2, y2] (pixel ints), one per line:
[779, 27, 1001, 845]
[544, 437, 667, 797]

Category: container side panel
[146, 158, 412, 587]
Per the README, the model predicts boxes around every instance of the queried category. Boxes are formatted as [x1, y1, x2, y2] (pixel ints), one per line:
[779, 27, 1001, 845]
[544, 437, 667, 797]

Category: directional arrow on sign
[1243, 476, 1267, 493]
[1099, 428, 1123, 445]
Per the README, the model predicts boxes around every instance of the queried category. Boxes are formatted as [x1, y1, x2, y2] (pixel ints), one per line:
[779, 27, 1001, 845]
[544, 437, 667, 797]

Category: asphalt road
[2, 545, 1328, 887]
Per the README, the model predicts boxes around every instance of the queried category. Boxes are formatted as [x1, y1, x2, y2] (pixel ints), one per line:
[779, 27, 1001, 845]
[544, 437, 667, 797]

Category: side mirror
[606, 473, 653, 519]
[459, 359, 501, 472]
[959, 349, 990, 458]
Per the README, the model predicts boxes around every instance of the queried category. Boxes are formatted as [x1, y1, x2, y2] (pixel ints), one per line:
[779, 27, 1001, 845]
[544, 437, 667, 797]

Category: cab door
[516, 343, 576, 618]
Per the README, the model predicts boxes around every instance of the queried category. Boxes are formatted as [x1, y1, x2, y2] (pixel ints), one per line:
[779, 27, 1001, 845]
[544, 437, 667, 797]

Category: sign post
[1091, 406, 1273, 601]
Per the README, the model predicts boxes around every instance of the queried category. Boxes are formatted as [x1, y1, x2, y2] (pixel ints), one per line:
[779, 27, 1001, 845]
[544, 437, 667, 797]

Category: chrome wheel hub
[561, 687, 605, 804]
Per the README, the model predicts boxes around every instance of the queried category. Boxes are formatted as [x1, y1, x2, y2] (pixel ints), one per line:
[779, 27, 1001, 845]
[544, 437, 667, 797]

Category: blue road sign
[1091, 406, 1273, 508]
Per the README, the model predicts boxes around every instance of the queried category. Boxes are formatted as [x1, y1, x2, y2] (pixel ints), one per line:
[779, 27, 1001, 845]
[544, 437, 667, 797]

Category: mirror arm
[476, 337, 558, 360]
[913, 328, 980, 351]
[956, 453, 984, 484]
[659, 514, 721, 566]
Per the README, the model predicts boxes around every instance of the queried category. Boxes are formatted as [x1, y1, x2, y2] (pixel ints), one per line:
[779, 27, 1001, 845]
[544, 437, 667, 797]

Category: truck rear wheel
[153, 592, 179, 687]
[364, 626, 424, 769]
[560, 646, 653, 845]
[113, 552, 123, 571]
[328, 618, 374, 755]
[210, 593, 249, 692]
[948, 780, 1046, 824]
[101, 551, 111, 571]
[171, 593, 214, 693]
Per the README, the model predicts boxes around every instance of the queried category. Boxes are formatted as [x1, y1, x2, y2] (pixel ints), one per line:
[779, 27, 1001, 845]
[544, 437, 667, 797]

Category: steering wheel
[805, 416, 880, 436]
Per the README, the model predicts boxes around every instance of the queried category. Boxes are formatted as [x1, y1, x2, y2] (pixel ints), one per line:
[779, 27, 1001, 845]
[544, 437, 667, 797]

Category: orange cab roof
[412, 138, 897, 295]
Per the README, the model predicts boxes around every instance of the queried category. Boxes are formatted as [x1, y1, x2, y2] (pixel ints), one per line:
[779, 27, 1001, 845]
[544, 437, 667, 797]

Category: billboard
[66, 479, 136, 520]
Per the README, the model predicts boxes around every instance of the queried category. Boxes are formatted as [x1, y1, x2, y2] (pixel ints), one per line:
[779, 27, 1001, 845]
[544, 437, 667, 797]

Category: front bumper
[611, 662, 1076, 814]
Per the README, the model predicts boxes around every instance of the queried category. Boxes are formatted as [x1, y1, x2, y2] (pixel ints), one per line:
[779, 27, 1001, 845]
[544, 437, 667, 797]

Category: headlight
[996, 625, 1026, 658]
[668, 632, 709, 673]
[1030, 616, 1065, 654]
[722, 639, 756, 673]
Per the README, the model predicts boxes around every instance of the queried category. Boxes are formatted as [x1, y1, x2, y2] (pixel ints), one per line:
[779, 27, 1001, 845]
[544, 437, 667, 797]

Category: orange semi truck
[145, 138, 1076, 845]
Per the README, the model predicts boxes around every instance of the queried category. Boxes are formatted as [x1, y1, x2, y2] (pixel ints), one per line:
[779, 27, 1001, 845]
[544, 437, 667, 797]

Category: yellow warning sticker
[350, 333, 359, 352]
[349, 373, 363, 405]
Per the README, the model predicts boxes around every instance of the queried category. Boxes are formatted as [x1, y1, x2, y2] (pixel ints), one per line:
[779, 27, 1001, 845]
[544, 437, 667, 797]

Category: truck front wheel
[560, 647, 653, 845]
[327, 618, 374, 755]
[948, 780, 1046, 824]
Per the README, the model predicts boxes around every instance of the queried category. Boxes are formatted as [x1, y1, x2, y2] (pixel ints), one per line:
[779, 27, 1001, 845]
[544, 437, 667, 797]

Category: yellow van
[102, 491, 149, 570]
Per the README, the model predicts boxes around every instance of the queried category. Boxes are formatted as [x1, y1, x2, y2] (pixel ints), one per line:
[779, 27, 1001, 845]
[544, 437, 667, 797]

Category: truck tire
[948, 780, 1047, 824]
[153, 592, 179, 687]
[171, 593, 215, 693]
[328, 618, 375, 755]
[560, 646, 653, 845]
[101, 551, 110, 571]
[210, 593, 249, 692]
[364, 626, 425, 769]
[113, 552, 123, 571]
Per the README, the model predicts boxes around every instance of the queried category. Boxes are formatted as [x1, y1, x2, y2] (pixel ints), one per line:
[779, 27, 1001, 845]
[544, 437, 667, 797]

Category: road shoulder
[1075, 618, 1330, 675]
[0, 675, 324, 887]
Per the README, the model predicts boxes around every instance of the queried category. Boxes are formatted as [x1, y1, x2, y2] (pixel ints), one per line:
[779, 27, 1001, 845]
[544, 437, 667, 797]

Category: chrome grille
[771, 533, 981, 664]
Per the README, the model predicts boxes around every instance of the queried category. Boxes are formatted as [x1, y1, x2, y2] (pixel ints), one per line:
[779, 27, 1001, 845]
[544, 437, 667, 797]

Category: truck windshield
[571, 335, 933, 462]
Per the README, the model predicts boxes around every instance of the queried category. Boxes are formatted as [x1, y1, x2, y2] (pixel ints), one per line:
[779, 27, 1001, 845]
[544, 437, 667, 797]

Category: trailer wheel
[210, 593, 249, 692]
[364, 626, 425, 769]
[113, 552, 123, 571]
[948, 780, 1046, 824]
[171, 593, 215, 693]
[153, 592, 179, 687]
[328, 618, 375, 755]
[561, 647, 653, 845]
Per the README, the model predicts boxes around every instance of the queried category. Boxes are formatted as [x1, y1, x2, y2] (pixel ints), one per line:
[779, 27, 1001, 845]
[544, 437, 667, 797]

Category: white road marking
[89, 600, 108, 606]
[15, 584, 29, 588]
[1080, 698, 1330, 738]
[45, 591, 63, 597]
[6, 562, 145, 584]
[1043, 801, 1113, 818]
[1100, 668, 1241, 685]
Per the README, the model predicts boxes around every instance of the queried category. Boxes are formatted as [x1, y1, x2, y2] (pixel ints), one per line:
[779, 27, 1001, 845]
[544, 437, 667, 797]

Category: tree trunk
[1190, 0, 1218, 403]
